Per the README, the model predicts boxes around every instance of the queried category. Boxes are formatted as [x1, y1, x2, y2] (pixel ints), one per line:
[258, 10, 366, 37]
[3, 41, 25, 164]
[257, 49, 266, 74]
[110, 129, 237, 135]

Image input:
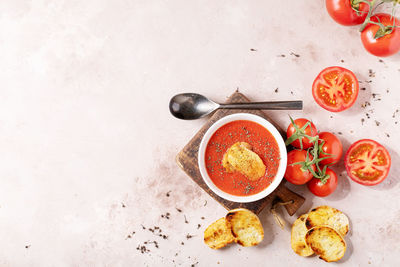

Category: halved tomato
[345, 139, 391, 186]
[312, 66, 359, 112]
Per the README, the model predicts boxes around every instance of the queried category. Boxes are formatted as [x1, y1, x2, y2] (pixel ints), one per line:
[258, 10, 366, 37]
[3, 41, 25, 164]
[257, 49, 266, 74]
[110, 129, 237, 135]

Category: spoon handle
[219, 100, 303, 110]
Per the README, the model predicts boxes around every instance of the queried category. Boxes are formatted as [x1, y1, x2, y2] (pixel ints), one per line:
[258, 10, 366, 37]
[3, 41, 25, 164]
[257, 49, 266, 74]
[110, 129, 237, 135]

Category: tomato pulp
[205, 120, 280, 196]
[345, 139, 391, 186]
[312, 66, 359, 112]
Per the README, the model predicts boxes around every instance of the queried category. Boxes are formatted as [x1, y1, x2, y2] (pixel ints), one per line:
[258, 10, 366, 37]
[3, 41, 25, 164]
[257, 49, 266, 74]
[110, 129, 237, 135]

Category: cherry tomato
[307, 168, 338, 197]
[286, 118, 317, 149]
[284, 150, 316, 185]
[312, 66, 359, 112]
[345, 139, 391, 186]
[326, 0, 370, 26]
[361, 13, 400, 57]
[318, 132, 343, 166]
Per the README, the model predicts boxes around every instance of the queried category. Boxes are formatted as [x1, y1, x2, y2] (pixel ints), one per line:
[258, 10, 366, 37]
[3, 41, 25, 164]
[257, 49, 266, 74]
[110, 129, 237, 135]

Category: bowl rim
[198, 113, 287, 203]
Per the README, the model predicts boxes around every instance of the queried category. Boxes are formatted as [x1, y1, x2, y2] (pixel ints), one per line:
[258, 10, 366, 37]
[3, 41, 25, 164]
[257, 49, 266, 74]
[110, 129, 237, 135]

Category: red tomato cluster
[326, 0, 400, 57]
[285, 118, 343, 197]
[284, 118, 392, 195]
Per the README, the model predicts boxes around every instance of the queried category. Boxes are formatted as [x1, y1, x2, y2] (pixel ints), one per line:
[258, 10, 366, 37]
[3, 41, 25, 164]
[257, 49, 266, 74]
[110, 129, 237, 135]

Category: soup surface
[205, 120, 281, 196]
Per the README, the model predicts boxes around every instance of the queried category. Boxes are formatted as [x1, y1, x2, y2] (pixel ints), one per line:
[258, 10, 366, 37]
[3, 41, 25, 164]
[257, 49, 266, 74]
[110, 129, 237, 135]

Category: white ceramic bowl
[198, 113, 287, 203]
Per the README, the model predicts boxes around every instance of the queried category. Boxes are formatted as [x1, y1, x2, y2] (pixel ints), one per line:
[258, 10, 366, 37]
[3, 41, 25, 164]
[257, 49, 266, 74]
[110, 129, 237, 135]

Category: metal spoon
[169, 93, 303, 120]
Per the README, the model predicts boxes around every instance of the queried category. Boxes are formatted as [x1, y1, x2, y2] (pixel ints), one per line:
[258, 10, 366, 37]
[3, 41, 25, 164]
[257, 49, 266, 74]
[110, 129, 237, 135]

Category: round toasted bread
[305, 206, 349, 236]
[225, 208, 264, 247]
[305, 226, 346, 262]
[204, 217, 235, 249]
[291, 214, 314, 257]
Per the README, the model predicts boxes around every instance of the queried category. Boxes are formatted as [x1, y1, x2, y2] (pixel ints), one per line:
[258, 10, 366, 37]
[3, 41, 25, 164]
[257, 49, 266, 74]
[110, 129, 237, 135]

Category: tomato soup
[205, 120, 280, 196]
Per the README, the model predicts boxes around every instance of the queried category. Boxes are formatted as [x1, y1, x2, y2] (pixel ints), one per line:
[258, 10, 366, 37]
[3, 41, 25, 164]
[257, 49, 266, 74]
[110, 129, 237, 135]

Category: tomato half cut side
[312, 66, 359, 112]
[345, 139, 391, 186]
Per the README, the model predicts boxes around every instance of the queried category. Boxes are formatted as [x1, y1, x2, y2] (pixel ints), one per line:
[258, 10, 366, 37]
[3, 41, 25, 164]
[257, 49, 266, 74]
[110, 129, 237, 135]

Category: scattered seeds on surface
[186, 234, 194, 239]
[136, 244, 150, 254]
[161, 212, 170, 219]
[393, 109, 399, 118]
[368, 69, 375, 78]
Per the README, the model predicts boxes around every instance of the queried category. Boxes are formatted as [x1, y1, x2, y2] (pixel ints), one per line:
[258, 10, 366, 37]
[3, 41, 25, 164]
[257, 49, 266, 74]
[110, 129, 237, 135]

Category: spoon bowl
[169, 93, 219, 120]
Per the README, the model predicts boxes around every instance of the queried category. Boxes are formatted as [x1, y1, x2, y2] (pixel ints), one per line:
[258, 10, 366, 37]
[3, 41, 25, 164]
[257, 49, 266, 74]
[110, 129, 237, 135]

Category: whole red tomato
[318, 132, 343, 166]
[307, 168, 338, 197]
[286, 118, 317, 149]
[284, 150, 316, 185]
[361, 13, 400, 57]
[326, 0, 370, 26]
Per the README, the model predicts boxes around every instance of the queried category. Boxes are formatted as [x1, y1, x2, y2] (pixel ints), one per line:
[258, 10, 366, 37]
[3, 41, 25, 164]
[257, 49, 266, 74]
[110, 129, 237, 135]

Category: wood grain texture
[176, 91, 304, 215]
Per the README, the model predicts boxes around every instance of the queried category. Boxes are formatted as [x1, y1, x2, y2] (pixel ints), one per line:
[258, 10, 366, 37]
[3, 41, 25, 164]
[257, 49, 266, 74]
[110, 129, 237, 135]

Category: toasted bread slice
[305, 226, 346, 262]
[204, 217, 235, 249]
[222, 142, 266, 181]
[226, 208, 264, 247]
[291, 214, 314, 257]
[305, 206, 349, 236]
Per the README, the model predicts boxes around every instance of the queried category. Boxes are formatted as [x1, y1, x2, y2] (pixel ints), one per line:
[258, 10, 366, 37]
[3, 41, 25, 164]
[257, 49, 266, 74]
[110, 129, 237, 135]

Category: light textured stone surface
[0, 0, 399, 266]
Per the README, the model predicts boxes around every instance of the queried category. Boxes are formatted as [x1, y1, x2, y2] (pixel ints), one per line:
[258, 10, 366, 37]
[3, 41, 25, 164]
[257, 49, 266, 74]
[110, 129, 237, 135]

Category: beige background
[0, 0, 399, 266]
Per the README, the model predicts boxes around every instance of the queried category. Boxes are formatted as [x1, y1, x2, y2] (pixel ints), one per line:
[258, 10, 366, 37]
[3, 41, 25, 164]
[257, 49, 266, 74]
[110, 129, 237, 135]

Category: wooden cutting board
[176, 91, 305, 215]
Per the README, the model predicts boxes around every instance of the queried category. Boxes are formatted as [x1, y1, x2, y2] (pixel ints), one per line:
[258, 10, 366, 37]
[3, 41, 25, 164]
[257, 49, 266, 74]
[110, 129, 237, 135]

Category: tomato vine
[353, 0, 400, 38]
[286, 117, 335, 184]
